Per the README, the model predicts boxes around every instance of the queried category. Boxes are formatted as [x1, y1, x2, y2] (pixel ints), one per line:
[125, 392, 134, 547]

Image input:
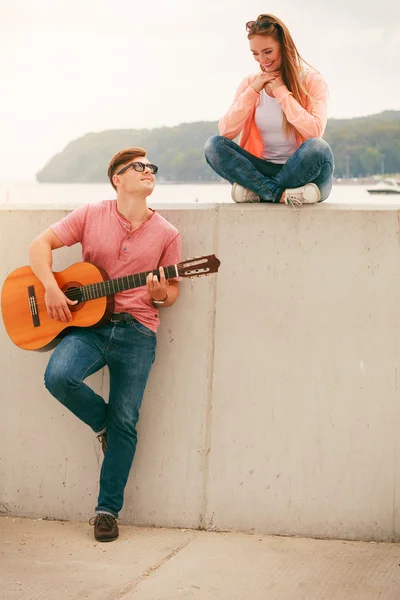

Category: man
[29, 147, 181, 542]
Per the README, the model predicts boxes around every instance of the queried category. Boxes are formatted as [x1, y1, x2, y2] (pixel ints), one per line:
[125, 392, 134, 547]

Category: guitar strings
[29, 270, 176, 307]
[22, 264, 210, 310]
[30, 268, 174, 305]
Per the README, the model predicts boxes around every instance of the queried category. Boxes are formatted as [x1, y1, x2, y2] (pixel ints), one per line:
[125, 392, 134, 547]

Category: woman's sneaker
[284, 183, 321, 206]
[231, 183, 260, 203]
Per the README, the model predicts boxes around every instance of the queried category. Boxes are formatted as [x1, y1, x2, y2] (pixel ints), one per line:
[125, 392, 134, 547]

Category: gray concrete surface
[1, 517, 400, 600]
[2, 206, 400, 541]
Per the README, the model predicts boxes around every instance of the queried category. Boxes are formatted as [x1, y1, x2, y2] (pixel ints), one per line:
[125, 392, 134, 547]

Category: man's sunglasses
[246, 19, 277, 32]
[116, 161, 159, 176]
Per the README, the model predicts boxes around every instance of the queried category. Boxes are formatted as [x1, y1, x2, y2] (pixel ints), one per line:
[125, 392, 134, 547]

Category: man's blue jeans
[44, 316, 156, 518]
[204, 136, 334, 202]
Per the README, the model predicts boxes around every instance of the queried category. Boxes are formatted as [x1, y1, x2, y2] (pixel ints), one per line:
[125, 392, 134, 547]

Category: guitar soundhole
[62, 283, 85, 313]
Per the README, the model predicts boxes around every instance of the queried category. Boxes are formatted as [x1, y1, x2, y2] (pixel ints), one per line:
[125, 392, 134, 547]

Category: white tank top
[254, 90, 297, 164]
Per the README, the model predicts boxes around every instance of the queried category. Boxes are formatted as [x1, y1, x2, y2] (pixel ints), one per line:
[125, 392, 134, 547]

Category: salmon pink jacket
[218, 70, 328, 158]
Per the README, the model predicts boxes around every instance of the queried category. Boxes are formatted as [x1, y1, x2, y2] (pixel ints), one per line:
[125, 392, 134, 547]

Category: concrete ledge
[2, 205, 400, 541]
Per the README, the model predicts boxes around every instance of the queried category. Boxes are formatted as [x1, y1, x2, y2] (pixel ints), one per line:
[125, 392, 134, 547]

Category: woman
[204, 14, 334, 206]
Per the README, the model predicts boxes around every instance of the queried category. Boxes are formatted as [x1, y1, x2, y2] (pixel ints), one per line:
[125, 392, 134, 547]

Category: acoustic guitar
[1, 255, 220, 351]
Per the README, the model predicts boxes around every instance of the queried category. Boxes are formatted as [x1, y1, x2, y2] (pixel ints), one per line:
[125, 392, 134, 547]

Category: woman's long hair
[247, 14, 314, 140]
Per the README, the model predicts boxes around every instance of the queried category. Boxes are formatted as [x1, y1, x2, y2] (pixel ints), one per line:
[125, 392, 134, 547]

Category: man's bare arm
[29, 228, 77, 322]
[29, 228, 65, 288]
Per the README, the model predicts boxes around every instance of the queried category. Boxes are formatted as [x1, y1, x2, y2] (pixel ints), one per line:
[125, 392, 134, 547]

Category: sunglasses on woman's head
[116, 161, 159, 176]
[246, 19, 276, 32]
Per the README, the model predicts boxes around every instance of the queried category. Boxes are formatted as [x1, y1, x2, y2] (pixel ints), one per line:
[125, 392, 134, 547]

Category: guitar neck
[80, 264, 178, 301]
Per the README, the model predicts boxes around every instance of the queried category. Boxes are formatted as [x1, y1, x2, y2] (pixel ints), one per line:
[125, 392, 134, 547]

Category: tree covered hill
[36, 110, 400, 183]
[325, 110, 400, 177]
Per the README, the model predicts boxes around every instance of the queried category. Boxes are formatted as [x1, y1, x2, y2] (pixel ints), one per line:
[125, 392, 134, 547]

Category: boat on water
[366, 178, 400, 195]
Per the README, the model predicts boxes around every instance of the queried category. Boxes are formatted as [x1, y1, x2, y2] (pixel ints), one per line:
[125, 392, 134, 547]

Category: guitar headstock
[177, 255, 221, 278]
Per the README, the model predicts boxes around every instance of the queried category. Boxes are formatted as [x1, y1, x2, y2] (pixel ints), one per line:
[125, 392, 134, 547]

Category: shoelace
[285, 188, 304, 210]
[89, 514, 115, 528]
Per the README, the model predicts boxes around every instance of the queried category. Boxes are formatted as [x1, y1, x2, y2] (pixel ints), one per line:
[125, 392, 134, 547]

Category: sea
[0, 180, 400, 208]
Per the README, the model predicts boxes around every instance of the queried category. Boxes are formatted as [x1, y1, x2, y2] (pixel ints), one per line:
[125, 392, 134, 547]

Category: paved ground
[1, 516, 400, 599]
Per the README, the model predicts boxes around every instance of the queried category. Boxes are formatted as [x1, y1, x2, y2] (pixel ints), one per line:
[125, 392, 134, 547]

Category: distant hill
[324, 110, 400, 177]
[36, 110, 400, 183]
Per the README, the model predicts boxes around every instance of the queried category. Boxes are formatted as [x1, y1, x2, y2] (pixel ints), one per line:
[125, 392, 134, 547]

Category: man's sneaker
[231, 183, 260, 203]
[89, 514, 119, 542]
[284, 183, 321, 206]
[96, 432, 108, 455]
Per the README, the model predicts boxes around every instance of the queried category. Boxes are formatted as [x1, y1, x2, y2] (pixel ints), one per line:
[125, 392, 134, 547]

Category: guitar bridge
[28, 285, 40, 327]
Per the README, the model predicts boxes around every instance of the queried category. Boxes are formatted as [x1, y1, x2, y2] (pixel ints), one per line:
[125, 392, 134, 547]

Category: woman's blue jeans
[204, 136, 334, 202]
[44, 317, 156, 518]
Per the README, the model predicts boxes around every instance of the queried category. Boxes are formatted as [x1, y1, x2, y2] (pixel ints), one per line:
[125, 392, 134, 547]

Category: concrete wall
[1, 203, 400, 542]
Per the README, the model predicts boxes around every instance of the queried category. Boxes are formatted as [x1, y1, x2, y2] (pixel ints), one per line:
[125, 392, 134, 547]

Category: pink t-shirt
[50, 200, 181, 332]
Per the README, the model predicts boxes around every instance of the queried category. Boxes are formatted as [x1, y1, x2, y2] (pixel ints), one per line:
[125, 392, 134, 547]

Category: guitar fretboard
[81, 265, 178, 300]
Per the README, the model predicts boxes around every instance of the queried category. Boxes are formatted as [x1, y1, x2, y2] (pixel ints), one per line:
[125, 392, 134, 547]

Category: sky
[1, 0, 399, 181]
